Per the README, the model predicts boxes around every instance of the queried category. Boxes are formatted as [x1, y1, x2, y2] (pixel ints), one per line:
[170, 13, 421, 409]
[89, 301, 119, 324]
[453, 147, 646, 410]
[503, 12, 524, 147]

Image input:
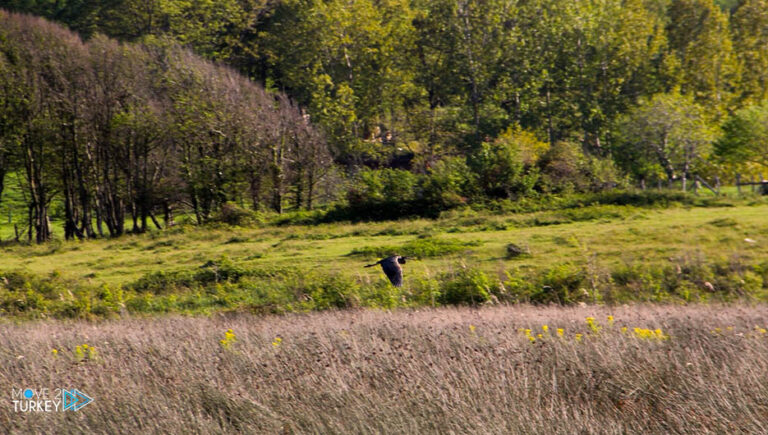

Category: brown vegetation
[2, 305, 768, 433]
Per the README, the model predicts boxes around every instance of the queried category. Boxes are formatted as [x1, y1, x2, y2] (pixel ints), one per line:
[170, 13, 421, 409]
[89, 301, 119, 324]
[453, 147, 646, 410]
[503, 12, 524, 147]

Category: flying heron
[365, 255, 408, 287]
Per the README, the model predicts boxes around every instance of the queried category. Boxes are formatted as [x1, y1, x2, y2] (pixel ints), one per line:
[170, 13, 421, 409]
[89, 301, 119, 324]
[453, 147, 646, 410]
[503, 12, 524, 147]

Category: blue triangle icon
[62, 389, 93, 411]
[73, 389, 93, 411]
[62, 389, 78, 410]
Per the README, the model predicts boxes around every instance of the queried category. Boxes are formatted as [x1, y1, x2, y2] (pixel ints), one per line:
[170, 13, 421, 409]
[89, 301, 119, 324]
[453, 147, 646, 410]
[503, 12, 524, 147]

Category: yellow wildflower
[220, 329, 237, 349]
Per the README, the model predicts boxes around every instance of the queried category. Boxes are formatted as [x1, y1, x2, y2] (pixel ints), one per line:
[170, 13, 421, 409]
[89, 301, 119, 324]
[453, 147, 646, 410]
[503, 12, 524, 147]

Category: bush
[307, 274, 359, 309]
[211, 202, 261, 226]
[469, 139, 538, 199]
[439, 267, 494, 305]
[421, 157, 475, 209]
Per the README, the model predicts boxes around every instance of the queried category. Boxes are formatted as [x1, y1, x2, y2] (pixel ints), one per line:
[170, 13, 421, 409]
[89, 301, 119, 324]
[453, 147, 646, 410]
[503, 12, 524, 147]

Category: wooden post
[640, 179, 646, 190]
[736, 173, 741, 194]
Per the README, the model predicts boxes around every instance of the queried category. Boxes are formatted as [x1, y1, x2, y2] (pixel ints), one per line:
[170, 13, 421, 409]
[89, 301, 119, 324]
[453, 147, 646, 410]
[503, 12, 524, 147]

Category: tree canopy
[1, 0, 768, 240]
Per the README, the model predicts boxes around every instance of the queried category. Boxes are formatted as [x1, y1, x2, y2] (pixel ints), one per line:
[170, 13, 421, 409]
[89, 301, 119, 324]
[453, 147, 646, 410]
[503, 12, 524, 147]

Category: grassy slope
[1, 201, 767, 288]
[2, 305, 768, 433]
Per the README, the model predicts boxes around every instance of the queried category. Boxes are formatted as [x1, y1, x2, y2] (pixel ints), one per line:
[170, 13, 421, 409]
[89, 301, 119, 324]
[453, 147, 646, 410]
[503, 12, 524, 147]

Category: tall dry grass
[2, 305, 768, 434]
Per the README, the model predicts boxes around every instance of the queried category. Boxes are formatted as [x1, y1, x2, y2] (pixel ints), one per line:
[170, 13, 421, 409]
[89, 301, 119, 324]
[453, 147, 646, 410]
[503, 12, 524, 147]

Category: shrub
[532, 263, 588, 304]
[307, 274, 359, 309]
[421, 157, 475, 209]
[211, 202, 261, 227]
[439, 267, 494, 305]
[469, 139, 538, 199]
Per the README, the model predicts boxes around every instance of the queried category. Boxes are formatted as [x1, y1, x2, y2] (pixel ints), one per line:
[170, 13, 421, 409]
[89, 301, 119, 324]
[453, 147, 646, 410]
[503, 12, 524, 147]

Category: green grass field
[1, 197, 766, 284]
[1, 192, 768, 318]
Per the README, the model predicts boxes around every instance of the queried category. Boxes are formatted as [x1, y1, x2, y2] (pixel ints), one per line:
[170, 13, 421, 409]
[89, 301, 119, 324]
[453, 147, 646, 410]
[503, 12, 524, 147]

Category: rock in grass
[506, 243, 529, 258]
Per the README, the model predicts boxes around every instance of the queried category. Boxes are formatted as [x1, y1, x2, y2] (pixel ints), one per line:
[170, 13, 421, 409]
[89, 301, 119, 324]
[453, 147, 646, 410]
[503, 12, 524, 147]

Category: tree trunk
[294, 166, 304, 210]
[307, 171, 315, 211]
[271, 137, 285, 214]
[653, 134, 676, 183]
[249, 169, 262, 211]
[163, 201, 174, 228]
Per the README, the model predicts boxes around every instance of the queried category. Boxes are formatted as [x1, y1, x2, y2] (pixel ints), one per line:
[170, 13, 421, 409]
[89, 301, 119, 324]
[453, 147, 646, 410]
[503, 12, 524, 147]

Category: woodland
[1, 0, 768, 242]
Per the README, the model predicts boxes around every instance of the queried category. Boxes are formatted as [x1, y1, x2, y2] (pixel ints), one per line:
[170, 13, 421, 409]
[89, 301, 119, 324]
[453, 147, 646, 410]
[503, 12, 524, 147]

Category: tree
[0, 11, 329, 240]
[263, 0, 419, 162]
[666, 0, 738, 114]
[716, 101, 768, 170]
[615, 91, 716, 190]
[731, 0, 768, 104]
[2, 13, 90, 242]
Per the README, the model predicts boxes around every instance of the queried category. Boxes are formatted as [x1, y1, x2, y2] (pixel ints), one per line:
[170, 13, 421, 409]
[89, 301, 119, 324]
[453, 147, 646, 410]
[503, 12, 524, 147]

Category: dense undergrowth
[274, 189, 749, 225]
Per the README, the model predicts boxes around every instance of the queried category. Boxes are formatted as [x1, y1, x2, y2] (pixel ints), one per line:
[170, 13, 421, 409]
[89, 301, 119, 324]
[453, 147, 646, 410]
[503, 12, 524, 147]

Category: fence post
[736, 173, 741, 194]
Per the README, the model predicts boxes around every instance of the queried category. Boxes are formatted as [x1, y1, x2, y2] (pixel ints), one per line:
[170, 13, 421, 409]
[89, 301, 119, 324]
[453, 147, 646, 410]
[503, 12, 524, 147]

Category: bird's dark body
[365, 255, 407, 287]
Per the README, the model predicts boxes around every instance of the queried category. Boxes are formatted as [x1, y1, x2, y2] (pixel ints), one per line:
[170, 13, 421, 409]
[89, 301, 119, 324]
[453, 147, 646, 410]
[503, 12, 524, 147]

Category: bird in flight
[365, 255, 408, 287]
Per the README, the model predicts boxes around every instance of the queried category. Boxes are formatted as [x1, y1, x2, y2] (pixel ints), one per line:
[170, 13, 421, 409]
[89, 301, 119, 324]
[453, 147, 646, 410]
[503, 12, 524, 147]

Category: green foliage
[4, 234, 768, 319]
[4, 2, 762, 228]
[306, 274, 359, 310]
[211, 203, 263, 227]
[469, 139, 537, 199]
[666, 0, 738, 114]
[614, 91, 716, 186]
[731, 0, 768, 103]
[421, 157, 474, 209]
[438, 267, 494, 305]
[716, 101, 768, 169]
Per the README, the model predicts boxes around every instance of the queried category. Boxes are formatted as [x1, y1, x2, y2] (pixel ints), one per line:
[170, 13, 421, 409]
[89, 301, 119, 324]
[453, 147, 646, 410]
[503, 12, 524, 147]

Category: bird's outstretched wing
[380, 258, 403, 287]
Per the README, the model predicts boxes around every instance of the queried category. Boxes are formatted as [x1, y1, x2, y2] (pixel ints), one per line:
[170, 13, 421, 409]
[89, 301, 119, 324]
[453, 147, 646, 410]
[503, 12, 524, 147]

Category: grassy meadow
[2, 192, 768, 433]
[3, 305, 768, 433]
[1, 192, 768, 318]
